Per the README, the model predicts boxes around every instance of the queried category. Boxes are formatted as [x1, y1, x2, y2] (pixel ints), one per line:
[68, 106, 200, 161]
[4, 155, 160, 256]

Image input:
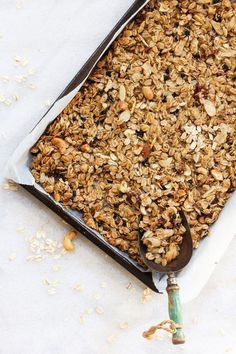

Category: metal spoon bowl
[138, 209, 193, 345]
[139, 210, 193, 273]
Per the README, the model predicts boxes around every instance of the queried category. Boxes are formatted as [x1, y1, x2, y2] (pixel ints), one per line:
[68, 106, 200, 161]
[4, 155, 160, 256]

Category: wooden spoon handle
[166, 273, 185, 345]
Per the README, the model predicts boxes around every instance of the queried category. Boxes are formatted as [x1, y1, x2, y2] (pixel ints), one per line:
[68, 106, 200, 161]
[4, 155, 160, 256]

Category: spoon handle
[166, 273, 185, 344]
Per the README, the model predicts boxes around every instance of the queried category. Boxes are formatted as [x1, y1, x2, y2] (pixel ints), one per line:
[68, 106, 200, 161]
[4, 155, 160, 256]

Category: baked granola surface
[31, 0, 236, 266]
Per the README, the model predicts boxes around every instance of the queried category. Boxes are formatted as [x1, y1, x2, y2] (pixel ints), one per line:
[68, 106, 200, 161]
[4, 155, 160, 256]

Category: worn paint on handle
[166, 281, 185, 345]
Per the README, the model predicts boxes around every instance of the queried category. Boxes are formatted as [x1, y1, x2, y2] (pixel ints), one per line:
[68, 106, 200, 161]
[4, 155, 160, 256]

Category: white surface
[6, 0, 236, 305]
[0, 2, 235, 354]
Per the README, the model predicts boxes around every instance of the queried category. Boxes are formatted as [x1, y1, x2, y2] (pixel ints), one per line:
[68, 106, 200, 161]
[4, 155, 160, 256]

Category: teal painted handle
[166, 276, 185, 345]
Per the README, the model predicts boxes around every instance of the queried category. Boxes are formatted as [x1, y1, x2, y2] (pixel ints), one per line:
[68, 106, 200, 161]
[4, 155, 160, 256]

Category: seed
[118, 110, 130, 123]
[119, 84, 126, 101]
[203, 100, 216, 117]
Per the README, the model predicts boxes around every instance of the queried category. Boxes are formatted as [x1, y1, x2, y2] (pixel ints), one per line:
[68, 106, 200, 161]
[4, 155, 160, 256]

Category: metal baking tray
[21, 0, 160, 293]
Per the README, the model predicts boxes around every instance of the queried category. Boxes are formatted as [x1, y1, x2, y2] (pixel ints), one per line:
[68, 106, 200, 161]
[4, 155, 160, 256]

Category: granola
[30, 0, 236, 267]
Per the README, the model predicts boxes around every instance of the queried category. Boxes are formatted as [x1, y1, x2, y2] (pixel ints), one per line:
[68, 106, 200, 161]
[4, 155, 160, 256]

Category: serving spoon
[138, 209, 192, 344]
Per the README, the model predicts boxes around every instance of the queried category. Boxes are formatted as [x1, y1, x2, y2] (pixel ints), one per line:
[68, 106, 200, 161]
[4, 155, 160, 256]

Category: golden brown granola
[30, 0, 236, 266]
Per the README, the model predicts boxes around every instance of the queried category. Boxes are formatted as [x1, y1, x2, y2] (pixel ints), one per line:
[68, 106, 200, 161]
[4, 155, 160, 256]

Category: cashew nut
[51, 137, 67, 154]
[63, 230, 77, 251]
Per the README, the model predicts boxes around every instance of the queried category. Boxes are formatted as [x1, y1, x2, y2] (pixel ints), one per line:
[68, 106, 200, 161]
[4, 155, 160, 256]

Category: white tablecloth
[0, 1, 235, 353]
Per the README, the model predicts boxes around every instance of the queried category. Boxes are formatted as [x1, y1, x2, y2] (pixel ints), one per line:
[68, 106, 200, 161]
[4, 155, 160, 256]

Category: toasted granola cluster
[30, 0, 236, 266]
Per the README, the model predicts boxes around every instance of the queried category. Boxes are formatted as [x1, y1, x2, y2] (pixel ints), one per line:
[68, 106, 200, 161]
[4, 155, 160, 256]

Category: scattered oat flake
[26, 230, 63, 261]
[27, 83, 37, 89]
[52, 264, 60, 272]
[14, 55, 28, 66]
[1, 75, 10, 83]
[86, 308, 93, 315]
[79, 315, 85, 324]
[73, 283, 83, 292]
[4, 99, 12, 106]
[17, 226, 25, 232]
[119, 321, 129, 329]
[95, 306, 104, 315]
[9, 253, 16, 261]
[141, 287, 152, 304]
[15, 75, 27, 83]
[106, 335, 117, 344]
[0, 94, 6, 102]
[3, 180, 18, 191]
[12, 94, 20, 101]
[93, 292, 101, 300]
[42, 279, 59, 290]
[126, 282, 133, 290]
[42, 279, 50, 286]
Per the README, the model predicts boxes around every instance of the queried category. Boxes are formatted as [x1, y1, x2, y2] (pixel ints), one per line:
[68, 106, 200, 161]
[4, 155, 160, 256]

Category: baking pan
[20, 0, 161, 293]
[8, 0, 236, 302]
